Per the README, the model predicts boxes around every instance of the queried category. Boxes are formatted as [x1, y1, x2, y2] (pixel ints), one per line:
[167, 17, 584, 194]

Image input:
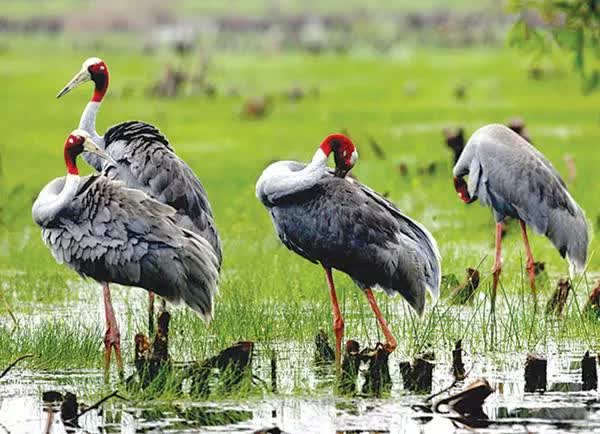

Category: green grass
[0, 0, 491, 19]
[1, 34, 600, 390]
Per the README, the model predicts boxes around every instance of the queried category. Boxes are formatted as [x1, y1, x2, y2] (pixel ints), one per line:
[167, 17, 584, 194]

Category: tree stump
[582, 351, 598, 391]
[400, 352, 435, 393]
[338, 340, 361, 395]
[452, 340, 466, 381]
[449, 268, 480, 304]
[524, 353, 547, 392]
[584, 282, 600, 318]
[314, 329, 335, 364]
[545, 279, 571, 317]
[361, 342, 392, 396]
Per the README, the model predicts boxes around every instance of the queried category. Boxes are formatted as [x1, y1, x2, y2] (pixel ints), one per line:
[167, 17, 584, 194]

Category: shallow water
[1, 275, 599, 433]
[2, 342, 599, 434]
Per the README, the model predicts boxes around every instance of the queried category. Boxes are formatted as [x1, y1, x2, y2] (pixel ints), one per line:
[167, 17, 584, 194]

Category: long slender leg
[324, 267, 344, 375]
[519, 220, 537, 299]
[148, 291, 155, 336]
[491, 222, 503, 312]
[102, 282, 123, 381]
[364, 288, 397, 353]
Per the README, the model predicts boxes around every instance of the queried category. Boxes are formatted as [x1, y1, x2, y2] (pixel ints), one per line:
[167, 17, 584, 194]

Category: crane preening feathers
[32, 131, 220, 376]
[55, 57, 221, 374]
[57, 57, 221, 264]
[453, 124, 589, 309]
[256, 134, 441, 371]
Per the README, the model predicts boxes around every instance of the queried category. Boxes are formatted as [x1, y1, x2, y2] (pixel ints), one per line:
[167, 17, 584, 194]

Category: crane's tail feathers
[414, 222, 442, 302]
[567, 254, 586, 278]
[179, 230, 220, 324]
[543, 200, 589, 280]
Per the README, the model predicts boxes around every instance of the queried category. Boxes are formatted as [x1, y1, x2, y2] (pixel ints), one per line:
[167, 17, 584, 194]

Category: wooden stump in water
[134, 311, 172, 387]
[582, 351, 598, 391]
[524, 353, 547, 392]
[339, 340, 361, 395]
[400, 352, 435, 393]
[452, 340, 466, 381]
[314, 329, 335, 364]
[187, 341, 254, 397]
[361, 342, 392, 396]
[434, 378, 494, 423]
[449, 268, 480, 304]
[584, 282, 600, 318]
[270, 353, 277, 393]
[60, 392, 79, 427]
[545, 278, 571, 317]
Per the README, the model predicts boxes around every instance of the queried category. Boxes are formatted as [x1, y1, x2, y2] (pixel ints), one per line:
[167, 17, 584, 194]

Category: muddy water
[2, 342, 599, 433]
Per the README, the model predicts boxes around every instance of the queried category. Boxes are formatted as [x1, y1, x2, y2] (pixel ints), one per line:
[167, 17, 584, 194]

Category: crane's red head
[56, 57, 110, 102]
[63, 129, 111, 175]
[319, 134, 358, 178]
[453, 176, 475, 204]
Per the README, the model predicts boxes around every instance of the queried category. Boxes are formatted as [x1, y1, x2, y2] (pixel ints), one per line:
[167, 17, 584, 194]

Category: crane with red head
[256, 133, 441, 372]
[56, 57, 222, 372]
[33, 131, 220, 378]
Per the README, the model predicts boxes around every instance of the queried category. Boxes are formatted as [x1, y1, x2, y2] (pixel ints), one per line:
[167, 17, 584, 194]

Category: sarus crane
[56, 57, 221, 334]
[32, 130, 220, 376]
[453, 124, 588, 309]
[256, 133, 441, 371]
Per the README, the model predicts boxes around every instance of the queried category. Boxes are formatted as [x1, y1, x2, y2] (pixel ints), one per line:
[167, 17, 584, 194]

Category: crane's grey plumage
[257, 160, 441, 315]
[32, 173, 220, 323]
[453, 123, 589, 274]
[87, 121, 221, 264]
[58, 57, 221, 265]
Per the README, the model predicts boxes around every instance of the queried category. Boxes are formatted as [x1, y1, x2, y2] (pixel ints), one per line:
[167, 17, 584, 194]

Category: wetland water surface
[3, 279, 600, 433]
[3, 341, 600, 433]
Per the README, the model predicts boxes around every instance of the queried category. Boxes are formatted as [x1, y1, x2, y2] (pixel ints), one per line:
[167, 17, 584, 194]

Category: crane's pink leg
[519, 220, 537, 299]
[324, 267, 344, 374]
[364, 288, 397, 353]
[102, 282, 123, 380]
[148, 291, 155, 335]
[491, 223, 503, 312]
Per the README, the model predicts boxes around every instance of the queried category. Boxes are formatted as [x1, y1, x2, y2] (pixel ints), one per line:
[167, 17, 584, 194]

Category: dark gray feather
[265, 171, 441, 315]
[86, 121, 221, 266]
[39, 175, 220, 322]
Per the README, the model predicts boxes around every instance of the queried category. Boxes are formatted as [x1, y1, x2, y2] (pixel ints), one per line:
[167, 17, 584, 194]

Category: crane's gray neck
[79, 101, 104, 146]
[452, 141, 476, 177]
[256, 149, 329, 205]
[32, 174, 81, 226]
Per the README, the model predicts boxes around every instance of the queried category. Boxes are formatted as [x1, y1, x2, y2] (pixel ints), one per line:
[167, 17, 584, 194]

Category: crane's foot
[103, 327, 123, 382]
[383, 336, 398, 354]
[525, 260, 537, 299]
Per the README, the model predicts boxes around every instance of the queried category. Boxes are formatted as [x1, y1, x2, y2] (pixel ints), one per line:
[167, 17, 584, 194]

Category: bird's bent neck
[310, 148, 329, 166]
[32, 174, 81, 226]
[256, 148, 330, 205]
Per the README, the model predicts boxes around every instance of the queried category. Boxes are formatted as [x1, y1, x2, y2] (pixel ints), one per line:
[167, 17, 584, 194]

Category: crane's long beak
[57, 68, 91, 99]
[83, 138, 115, 164]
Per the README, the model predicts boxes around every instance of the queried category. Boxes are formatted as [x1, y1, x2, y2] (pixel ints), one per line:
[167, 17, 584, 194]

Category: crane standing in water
[256, 134, 441, 372]
[57, 57, 221, 340]
[453, 124, 588, 310]
[32, 131, 220, 377]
